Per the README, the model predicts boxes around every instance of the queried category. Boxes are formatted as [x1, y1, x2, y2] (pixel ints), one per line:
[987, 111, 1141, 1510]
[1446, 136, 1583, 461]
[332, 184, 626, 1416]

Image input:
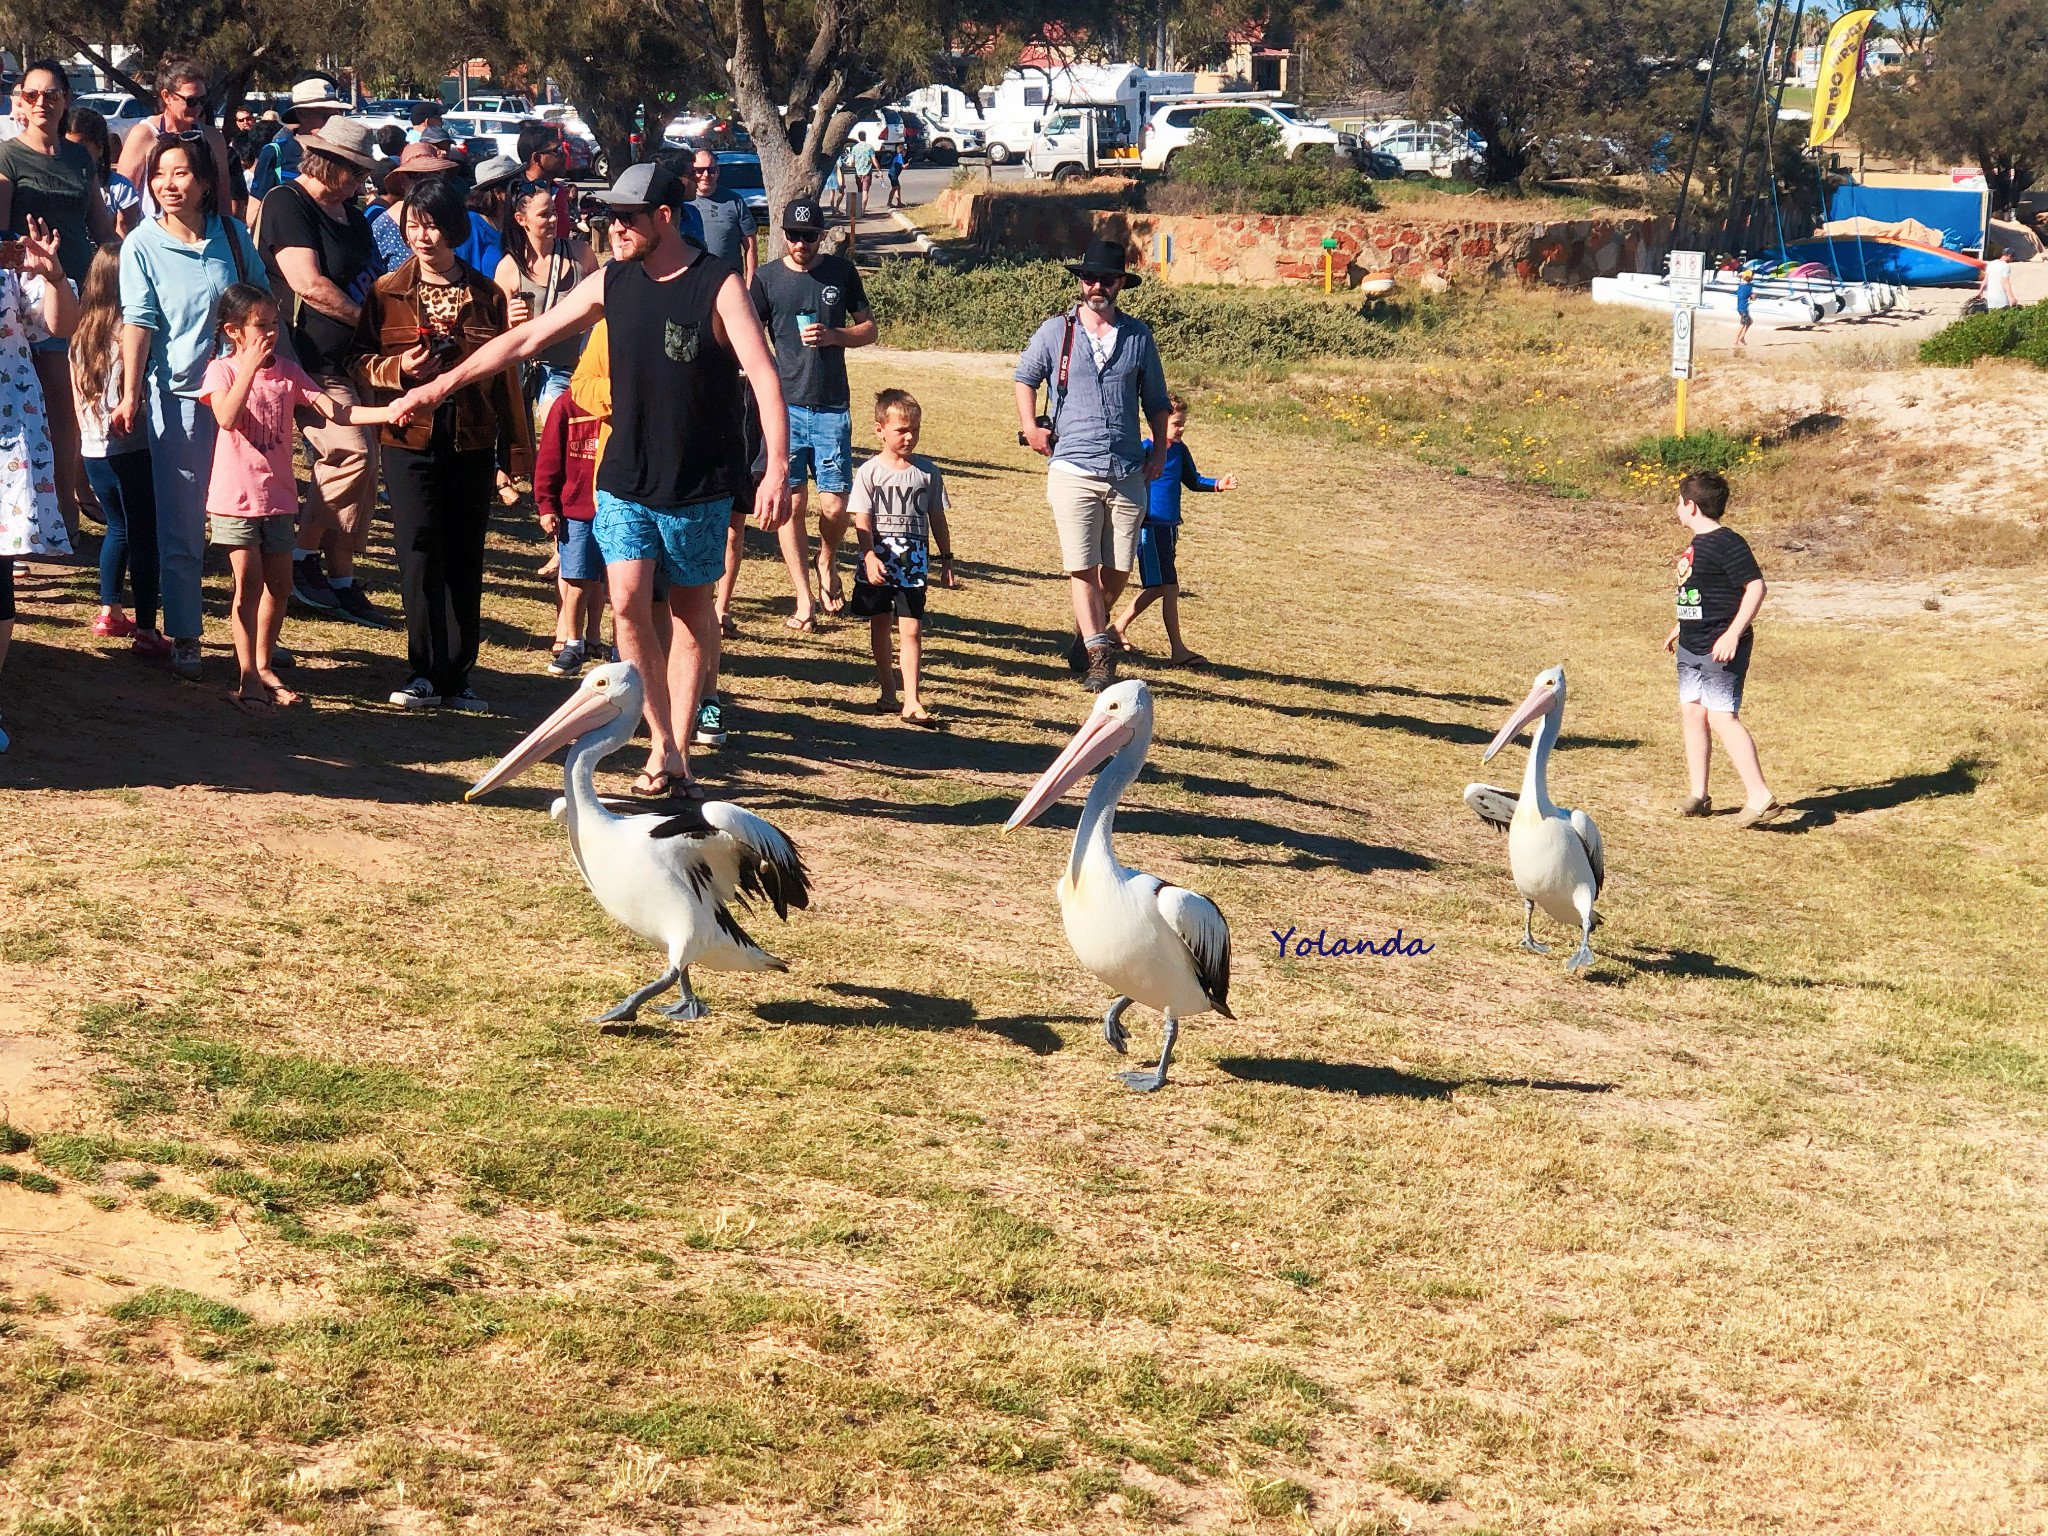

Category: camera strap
[1050, 306, 1077, 434]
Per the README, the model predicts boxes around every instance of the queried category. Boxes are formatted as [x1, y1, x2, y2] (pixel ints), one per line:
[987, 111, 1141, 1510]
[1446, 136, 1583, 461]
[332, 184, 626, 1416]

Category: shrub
[1918, 301, 2048, 368]
[864, 257, 1395, 372]
[1168, 107, 1377, 217]
[1619, 427, 1762, 475]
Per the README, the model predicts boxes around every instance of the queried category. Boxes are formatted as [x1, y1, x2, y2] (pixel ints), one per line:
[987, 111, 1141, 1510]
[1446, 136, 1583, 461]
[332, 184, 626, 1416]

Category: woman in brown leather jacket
[351, 175, 533, 712]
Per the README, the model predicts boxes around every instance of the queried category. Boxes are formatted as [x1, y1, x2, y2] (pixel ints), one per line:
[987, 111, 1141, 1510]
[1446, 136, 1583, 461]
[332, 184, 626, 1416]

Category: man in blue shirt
[1013, 239, 1171, 692]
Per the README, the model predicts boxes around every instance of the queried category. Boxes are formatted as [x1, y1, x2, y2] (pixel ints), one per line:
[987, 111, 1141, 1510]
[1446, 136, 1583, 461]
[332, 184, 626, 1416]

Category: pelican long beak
[1005, 710, 1136, 831]
[1481, 682, 1558, 763]
[466, 686, 624, 800]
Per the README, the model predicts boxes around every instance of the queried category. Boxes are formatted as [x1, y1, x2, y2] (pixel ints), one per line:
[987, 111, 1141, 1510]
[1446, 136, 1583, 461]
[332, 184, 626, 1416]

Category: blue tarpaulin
[1827, 185, 1988, 252]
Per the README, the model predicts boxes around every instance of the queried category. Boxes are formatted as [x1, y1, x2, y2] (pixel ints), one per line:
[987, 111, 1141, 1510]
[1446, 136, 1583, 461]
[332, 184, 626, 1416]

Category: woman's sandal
[630, 770, 707, 802]
[226, 686, 275, 717]
[720, 615, 740, 640]
[784, 614, 817, 633]
[901, 709, 943, 729]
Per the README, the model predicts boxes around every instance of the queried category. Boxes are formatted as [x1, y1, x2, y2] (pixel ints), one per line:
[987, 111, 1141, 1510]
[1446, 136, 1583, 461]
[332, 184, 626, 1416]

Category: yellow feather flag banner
[1808, 9, 1878, 149]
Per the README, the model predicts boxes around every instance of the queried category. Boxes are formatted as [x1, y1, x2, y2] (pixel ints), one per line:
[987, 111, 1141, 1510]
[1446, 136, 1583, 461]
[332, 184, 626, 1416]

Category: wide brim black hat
[1064, 237, 1140, 287]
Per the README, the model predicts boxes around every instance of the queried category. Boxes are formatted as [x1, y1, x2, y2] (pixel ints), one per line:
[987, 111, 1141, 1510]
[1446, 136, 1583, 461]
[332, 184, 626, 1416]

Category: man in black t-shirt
[1662, 470, 1783, 827]
[749, 199, 876, 628]
[257, 118, 388, 627]
[392, 162, 792, 796]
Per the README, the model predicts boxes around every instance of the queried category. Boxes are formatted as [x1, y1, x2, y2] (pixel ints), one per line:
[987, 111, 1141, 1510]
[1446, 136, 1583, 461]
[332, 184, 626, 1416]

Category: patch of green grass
[16, 1168, 59, 1194]
[142, 1191, 222, 1225]
[0, 1122, 30, 1153]
[1375, 1459, 1456, 1502]
[105, 1286, 252, 1332]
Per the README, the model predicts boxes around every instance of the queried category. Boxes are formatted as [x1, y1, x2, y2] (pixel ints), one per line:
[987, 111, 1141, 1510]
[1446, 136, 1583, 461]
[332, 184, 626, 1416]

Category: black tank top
[597, 248, 743, 508]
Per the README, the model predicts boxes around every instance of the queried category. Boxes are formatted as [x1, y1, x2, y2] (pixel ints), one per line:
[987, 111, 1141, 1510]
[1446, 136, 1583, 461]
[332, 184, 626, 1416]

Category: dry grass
[1, 344, 2046, 1535]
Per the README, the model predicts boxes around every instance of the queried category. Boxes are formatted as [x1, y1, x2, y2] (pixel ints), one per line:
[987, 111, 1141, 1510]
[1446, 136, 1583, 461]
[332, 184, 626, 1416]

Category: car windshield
[715, 159, 763, 190]
[1266, 104, 1305, 122]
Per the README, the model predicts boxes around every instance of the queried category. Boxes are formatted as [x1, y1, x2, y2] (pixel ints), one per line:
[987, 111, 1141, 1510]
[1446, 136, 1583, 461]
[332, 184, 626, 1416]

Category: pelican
[467, 662, 811, 1020]
[1463, 664, 1605, 971]
[1005, 680, 1232, 1092]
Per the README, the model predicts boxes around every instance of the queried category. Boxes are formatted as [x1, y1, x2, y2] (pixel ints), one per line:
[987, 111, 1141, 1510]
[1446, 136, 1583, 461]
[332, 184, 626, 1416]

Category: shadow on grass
[1782, 756, 1986, 828]
[1216, 1056, 1614, 1100]
[1589, 944, 1900, 991]
[753, 982, 1079, 1055]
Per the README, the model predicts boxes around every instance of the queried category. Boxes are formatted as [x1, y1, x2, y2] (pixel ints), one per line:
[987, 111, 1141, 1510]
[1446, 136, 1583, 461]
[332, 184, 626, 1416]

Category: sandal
[720, 615, 740, 640]
[630, 770, 678, 799]
[901, 709, 943, 729]
[784, 614, 816, 633]
[1168, 652, 1209, 668]
[225, 686, 275, 717]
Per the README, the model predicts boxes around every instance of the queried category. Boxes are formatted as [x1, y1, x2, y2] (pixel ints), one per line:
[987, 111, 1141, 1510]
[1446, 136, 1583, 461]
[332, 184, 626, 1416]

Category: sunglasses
[17, 89, 64, 105]
[168, 91, 207, 110]
[784, 230, 820, 243]
[692, 167, 719, 177]
[1079, 274, 1123, 287]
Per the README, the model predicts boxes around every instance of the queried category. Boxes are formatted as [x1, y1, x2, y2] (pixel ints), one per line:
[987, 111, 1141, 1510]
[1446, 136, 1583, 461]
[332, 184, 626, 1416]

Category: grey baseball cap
[471, 155, 522, 192]
[590, 161, 687, 212]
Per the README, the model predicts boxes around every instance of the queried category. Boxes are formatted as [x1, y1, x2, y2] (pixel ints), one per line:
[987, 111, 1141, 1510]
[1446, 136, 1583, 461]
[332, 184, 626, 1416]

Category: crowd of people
[0, 60, 1244, 776]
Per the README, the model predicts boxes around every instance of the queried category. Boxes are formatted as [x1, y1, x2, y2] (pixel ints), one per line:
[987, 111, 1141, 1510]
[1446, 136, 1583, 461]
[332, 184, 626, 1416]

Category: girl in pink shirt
[203, 284, 393, 710]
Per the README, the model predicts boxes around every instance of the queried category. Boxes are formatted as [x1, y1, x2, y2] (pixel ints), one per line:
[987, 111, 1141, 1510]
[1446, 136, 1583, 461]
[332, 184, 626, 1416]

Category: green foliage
[106, 1286, 252, 1333]
[0, 1122, 28, 1154]
[143, 1191, 223, 1225]
[1243, 1476, 1313, 1517]
[1167, 108, 1377, 216]
[864, 258, 1395, 374]
[1918, 301, 2048, 368]
[17, 1169, 59, 1194]
[1621, 428, 1763, 476]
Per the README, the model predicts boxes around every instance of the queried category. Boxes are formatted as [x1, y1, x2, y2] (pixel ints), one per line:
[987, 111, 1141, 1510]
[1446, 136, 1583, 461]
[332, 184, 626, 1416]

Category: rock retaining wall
[934, 186, 1664, 288]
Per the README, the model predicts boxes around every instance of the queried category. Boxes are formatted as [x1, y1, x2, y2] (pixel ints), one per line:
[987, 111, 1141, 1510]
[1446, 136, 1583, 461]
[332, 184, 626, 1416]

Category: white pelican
[467, 662, 811, 1020]
[1005, 680, 1232, 1092]
[1463, 664, 1605, 971]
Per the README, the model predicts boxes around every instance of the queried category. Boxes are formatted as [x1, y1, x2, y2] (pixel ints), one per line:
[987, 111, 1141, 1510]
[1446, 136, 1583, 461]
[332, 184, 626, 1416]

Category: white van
[1140, 98, 1355, 173]
[906, 65, 1189, 167]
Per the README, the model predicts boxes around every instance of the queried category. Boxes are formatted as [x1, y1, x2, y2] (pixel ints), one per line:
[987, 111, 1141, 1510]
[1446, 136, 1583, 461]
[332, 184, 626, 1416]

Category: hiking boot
[1675, 794, 1712, 817]
[440, 688, 489, 713]
[1066, 631, 1090, 677]
[389, 677, 437, 709]
[1082, 643, 1117, 693]
[292, 552, 339, 611]
[547, 641, 586, 677]
[693, 697, 727, 747]
[169, 638, 203, 682]
[331, 583, 388, 628]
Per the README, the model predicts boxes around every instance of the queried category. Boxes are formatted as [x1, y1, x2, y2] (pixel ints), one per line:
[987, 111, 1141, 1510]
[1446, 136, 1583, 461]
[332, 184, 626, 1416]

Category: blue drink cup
[796, 309, 818, 346]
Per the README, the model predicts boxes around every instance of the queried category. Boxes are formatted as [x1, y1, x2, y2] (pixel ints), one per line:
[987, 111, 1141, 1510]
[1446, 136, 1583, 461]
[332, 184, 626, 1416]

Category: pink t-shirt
[200, 354, 325, 517]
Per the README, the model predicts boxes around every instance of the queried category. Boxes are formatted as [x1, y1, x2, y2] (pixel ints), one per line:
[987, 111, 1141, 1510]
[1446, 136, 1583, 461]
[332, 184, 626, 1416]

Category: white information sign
[1671, 305, 1695, 380]
[1669, 248, 1706, 308]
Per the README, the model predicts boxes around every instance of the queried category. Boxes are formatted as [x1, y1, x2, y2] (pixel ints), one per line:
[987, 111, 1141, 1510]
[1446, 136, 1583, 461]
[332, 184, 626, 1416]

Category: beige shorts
[210, 514, 297, 554]
[1047, 465, 1148, 575]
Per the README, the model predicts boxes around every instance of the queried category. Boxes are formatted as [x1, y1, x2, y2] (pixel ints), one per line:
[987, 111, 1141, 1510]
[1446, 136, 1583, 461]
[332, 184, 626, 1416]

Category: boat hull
[1779, 236, 1984, 286]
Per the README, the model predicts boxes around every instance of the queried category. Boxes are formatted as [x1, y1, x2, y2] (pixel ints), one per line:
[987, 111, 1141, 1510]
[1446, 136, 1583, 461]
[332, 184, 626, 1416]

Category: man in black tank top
[393, 163, 792, 799]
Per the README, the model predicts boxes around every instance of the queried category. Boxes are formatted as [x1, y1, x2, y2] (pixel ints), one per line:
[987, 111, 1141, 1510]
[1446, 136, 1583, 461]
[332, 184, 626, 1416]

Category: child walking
[1663, 470, 1783, 827]
[534, 359, 607, 676]
[202, 284, 395, 711]
[1111, 392, 1235, 666]
[71, 241, 168, 656]
[849, 388, 954, 726]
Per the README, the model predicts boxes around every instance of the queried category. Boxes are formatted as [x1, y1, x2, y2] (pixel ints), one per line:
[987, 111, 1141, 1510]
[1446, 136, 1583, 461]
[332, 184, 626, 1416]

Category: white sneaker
[389, 677, 437, 708]
[440, 688, 489, 713]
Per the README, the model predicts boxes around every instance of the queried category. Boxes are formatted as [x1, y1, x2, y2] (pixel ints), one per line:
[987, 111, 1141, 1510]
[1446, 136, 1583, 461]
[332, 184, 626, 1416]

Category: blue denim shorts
[593, 491, 733, 588]
[786, 404, 852, 493]
[557, 515, 605, 582]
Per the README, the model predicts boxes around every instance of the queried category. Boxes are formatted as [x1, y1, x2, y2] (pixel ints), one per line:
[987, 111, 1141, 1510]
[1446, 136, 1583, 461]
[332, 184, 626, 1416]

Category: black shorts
[850, 580, 926, 620]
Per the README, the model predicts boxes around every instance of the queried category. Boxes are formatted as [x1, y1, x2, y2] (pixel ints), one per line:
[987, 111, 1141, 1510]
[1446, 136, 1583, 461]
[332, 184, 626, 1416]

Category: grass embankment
[869, 263, 2046, 575]
[2, 348, 2047, 1532]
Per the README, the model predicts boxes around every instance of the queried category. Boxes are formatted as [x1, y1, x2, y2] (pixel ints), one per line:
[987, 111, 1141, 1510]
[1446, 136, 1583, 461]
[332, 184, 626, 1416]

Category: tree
[1859, 0, 2048, 213]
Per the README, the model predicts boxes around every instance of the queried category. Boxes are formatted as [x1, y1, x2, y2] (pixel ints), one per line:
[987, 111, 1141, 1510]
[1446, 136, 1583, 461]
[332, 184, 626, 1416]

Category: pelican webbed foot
[1103, 996, 1133, 1055]
[1519, 936, 1552, 956]
[1520, 901, 1550, 956]
[1114, 1012, 1177, 1094]
[595, 967, 680, 1023]
[1565, 937, 1596, 973]
[657, 971, 708, 1019]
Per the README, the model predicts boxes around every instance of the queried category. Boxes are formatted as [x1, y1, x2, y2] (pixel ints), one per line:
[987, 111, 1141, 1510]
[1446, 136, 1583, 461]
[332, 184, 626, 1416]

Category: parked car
[75, 91, 149, 145]
[441, 111, 534, 163]
[1356, 145, 1405, 180]
[843, 106, 907, 154]
[1374, 122, 1477, 179]
[461, 94, 532, 116]
[1140, 98, 1358, 173]
[917, 111, 981, 165]
[664, 112, 714, 146]
[713, 152, 769, 222]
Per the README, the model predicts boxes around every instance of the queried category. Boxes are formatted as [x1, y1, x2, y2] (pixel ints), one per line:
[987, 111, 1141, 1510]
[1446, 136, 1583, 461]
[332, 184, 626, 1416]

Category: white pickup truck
[1026, 96, 1357, 180]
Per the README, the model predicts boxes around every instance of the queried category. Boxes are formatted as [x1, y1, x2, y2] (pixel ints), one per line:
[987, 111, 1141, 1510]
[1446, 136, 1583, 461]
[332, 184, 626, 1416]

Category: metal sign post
[1671, 305, 1695, 438]
[1321, 234, 1338, 294]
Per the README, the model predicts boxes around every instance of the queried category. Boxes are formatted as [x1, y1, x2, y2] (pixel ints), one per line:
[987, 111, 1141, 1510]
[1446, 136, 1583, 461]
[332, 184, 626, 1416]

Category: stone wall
[933, 186, 1664, 288]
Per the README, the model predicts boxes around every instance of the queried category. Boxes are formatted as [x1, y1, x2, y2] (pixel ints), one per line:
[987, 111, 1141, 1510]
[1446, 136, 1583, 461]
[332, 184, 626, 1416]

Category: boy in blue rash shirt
[1111, 393, 1236, 665]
